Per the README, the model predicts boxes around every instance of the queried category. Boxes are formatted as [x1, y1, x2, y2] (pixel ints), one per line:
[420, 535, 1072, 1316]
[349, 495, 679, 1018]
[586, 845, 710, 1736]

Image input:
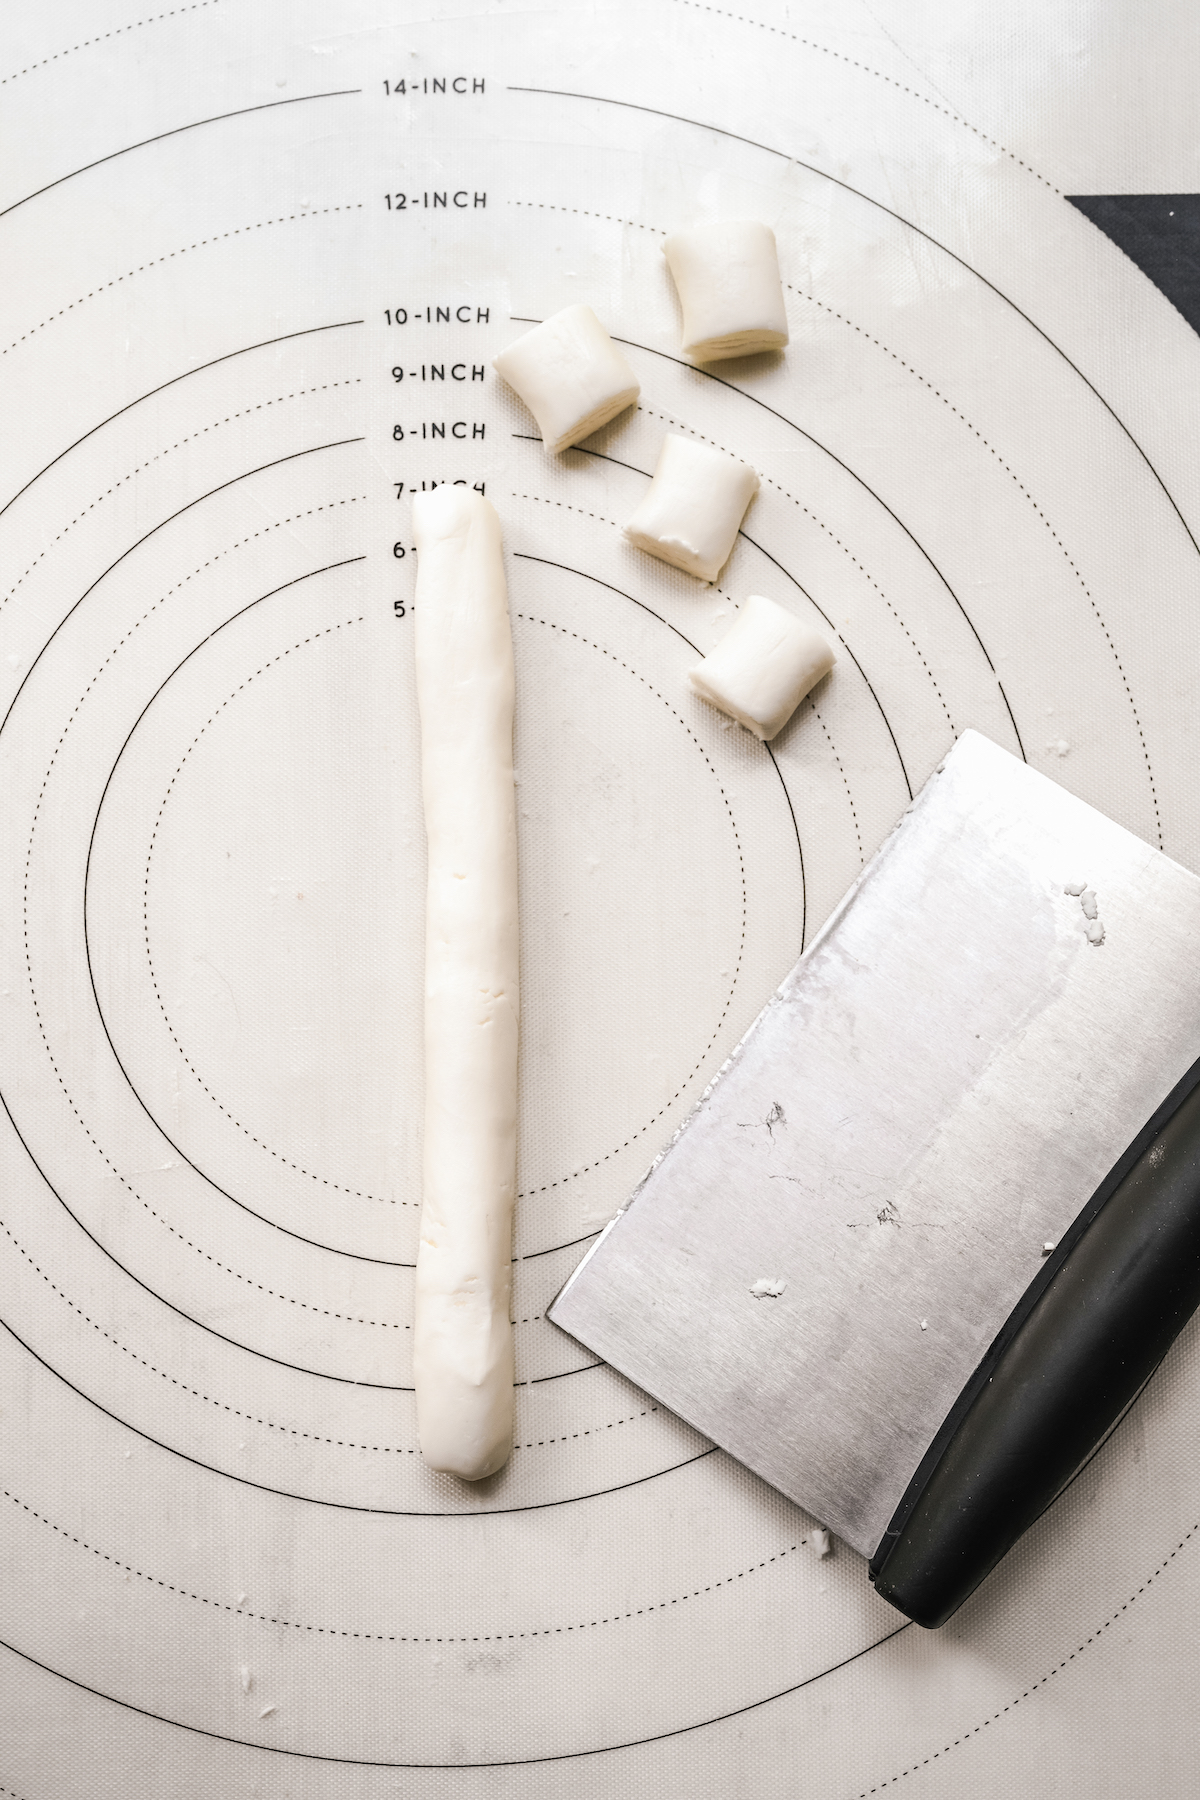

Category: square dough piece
[624, 434, 759, 581]
[688, 593, 834, 739]
[663, 220, 789, 361]
[492, 304, 640, 453]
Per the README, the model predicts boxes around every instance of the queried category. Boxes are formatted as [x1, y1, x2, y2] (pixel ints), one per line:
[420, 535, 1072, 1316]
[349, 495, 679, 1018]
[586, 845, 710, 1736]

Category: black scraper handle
[869, 1053, 1200, 1629]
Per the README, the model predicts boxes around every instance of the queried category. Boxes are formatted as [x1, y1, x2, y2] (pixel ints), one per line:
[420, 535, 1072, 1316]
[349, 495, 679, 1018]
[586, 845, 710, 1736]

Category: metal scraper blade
[548, 731, 1200, 1559]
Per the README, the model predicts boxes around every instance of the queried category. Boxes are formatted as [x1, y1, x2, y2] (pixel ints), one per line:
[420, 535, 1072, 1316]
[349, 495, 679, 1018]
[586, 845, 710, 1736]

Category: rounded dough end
[414, 1279, 516, 1479]
[411, 483, 501, 552]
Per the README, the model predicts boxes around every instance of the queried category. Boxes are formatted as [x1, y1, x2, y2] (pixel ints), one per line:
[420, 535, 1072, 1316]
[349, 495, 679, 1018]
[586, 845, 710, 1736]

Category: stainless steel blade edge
[549, 730, 1200, 1555]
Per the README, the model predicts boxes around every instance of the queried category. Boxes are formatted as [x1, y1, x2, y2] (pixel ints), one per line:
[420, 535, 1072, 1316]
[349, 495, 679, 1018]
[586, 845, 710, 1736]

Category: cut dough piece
[412, 486, 519, 1480]
[663, 220, 789, 361]
[624, 434, 758, 581]
[493, 304, 640, 452]
[688, 593, 835, 740]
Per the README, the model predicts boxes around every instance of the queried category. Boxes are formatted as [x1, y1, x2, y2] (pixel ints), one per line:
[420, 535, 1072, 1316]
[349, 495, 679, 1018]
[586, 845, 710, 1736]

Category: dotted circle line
[858, 1518, 1200, 1795]
[508, 198, 664, 234]
[521, 396, 909, 858]
[3, 204, 363, 355]
[511, 1406, 656, 1451]
[0, 1211, 632, 1458]
[672, 0, 1062, 195]
[22, 614, 410, 1332]
[637, 401, 958, 738]
[795, 288, 1163, 846]
[513, 188, 1148, 829]
[508, 195, 981, 754]
[1, 1478, 805, 1646]
[2, 3, 217, 85]
[0, 1210, 415, 1452]
[510, 604, 745, 1195]
[809, 705, 863, 863]
[1, 377, 364, 614]
[142, 608, 397, 1207]
[519, 188, 1156, 839]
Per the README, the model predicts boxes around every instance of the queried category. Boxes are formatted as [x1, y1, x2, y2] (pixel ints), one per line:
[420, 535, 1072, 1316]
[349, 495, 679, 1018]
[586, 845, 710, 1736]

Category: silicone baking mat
[2, 2, 1199, 1793]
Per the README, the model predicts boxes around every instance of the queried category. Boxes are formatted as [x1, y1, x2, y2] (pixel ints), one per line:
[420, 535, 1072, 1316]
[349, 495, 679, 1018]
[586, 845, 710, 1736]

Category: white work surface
[2, 2, 1199, 1793]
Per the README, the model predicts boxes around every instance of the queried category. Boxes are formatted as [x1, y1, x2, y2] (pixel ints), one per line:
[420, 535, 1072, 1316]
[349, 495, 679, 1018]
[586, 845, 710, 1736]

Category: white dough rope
[412, 487, 519, 1480]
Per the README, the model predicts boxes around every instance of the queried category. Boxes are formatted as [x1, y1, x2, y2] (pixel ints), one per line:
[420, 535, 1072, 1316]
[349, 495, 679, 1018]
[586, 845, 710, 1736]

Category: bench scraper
[549, 731, 1200, 1625]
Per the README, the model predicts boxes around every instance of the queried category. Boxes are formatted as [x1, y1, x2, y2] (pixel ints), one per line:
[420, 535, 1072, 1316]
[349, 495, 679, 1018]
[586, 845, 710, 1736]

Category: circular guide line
[512, 549, 807, 963]
[0, 89, 363, 220]
[511, 311, 1013, 772]
[0, 1604, 911, 1770]
[0, 26, 1187, 1791]
[2, 1178, 660, 1455]
[120, 590, 750, 1261]
[0, 320, 365, 523]
[1, 1228, 1186, 1756]
[506, 84, 1200, 570]
[12, 578, 728, 1428]
[3, 1472, 811, 1652]
[511, 602, 750, 1212]
[16, 453, 367, 1261]
[7, 1489, 1196, 1773]
[0, 438, 364, 743]
[1, 4, 221, 90]
[3, 565, 412, 1393]
[85, 581, 758, 1274]
[1, 382, 366, 620]
[3, 203, 365, 361]
[86, 609, 413, 1269]
[508, 96, 1188, 836]
[519, 434, 917, 800]
[0, 1370, 1189, 1769]
[628, 398, 959, 740]
[0, 1183, 631, 1469]
[5, 534, 797, 1504]
[668, 0, 1063, 194]
[508, 189, 1106, 725]
[22, 524, 695, 1279]
[0, 1292, 718, 1517]
[615, 327, 1022, 768]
